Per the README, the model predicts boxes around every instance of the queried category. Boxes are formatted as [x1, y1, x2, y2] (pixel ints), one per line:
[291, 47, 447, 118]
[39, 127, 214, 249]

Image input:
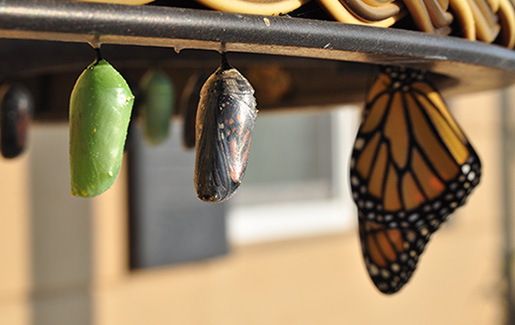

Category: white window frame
[227, 106, 361, 245]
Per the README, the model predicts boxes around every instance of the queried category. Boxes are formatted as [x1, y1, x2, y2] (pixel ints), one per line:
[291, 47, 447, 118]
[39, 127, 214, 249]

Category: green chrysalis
[69, 58, 135, 197]
[139, 68, 175, 146]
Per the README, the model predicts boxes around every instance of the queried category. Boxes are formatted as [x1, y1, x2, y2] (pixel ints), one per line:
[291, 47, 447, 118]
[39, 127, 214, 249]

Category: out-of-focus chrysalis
[180, 72, 209, 149]
[139, 68, 175, 146]
[123, 74, 141, 152]
[69, 55, 134, 198]
[194, 55, 258, 203]
[0, 82, 33, 159]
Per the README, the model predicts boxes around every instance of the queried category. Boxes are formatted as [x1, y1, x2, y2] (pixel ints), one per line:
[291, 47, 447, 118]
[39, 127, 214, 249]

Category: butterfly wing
[350, 67, 481, 229]
[359, 212, 437, 294]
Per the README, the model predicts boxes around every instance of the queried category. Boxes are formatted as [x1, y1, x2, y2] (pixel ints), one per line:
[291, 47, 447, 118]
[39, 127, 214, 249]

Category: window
[128, 105, 361, 268]
[227, 106, 360, 244]
[128, 124, 228, 269]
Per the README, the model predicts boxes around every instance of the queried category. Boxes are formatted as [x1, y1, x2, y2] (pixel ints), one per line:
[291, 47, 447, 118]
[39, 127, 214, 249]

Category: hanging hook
[95, 47, 103, 61]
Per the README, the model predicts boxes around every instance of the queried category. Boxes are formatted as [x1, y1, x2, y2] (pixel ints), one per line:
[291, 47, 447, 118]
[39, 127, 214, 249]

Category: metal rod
[0, 0, 514, 95]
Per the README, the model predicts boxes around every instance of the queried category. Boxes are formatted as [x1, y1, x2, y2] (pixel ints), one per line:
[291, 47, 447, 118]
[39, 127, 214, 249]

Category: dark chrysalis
[0, 82, 33, 159]
[69, 53, 135, 198]
[139, 68, 175, 146]
[194, 55, 258, 203]
[180, 72, 209, 150]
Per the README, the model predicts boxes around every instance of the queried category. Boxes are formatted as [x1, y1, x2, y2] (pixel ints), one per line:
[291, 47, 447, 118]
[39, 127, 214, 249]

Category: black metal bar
[0, 1, 514, 92]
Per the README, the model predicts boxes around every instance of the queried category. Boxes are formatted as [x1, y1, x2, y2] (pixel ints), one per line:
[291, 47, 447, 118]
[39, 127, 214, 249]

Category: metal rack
[0, 0, 514, 120]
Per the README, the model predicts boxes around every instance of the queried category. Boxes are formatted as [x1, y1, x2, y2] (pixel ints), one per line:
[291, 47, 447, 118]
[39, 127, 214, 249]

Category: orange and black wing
[359, 212, 436, 294]
[350, 66, 481, 230]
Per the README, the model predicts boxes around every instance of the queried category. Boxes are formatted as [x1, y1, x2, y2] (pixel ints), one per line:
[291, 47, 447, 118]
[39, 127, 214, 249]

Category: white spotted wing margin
[359, 210, 438, 294]
[350, 66, 481, 230]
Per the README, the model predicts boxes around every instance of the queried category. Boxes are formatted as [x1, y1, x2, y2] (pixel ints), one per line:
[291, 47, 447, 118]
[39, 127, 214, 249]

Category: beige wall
[0, 86, 512, 325]
[0, 154, 31, 325]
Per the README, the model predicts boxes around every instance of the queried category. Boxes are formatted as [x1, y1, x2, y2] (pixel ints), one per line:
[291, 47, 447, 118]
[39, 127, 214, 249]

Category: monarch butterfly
[0, 82, 33, 159]
[351, 66, 481, 293]
[194, 54, 258, 203]
[69, 53, 135, 197]
[139, 68, 175, 146]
